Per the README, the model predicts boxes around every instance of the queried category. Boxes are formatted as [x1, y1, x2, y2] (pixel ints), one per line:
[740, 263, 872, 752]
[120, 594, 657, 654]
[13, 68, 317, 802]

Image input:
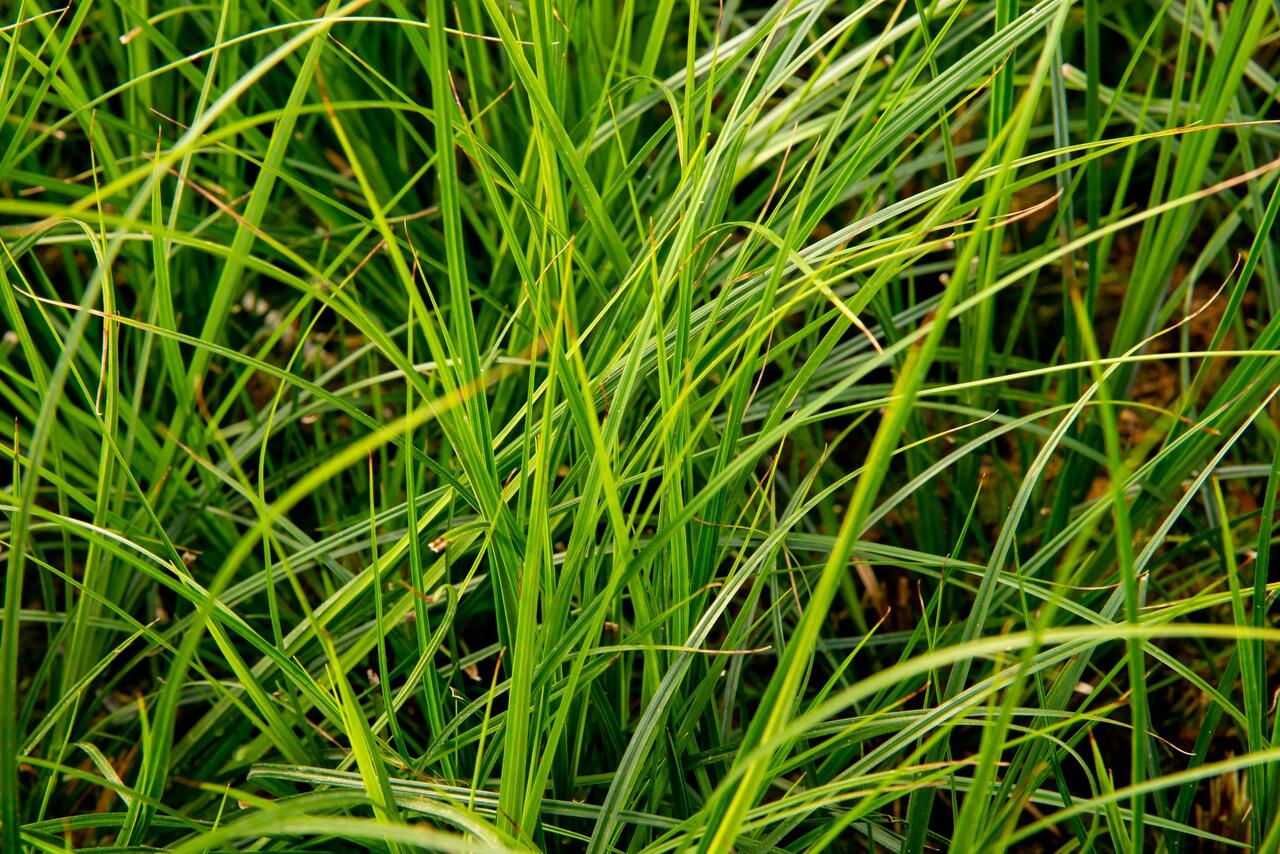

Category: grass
[3, 0, 1280, 850]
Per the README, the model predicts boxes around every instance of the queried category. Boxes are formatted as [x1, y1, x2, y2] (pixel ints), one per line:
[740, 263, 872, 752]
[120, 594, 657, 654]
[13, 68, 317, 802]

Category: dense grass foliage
[5, 0, 1280, 850]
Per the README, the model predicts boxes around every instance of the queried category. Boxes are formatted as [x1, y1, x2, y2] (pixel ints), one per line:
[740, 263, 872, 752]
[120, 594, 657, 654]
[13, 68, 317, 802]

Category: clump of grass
[4, 0, 1280, 850]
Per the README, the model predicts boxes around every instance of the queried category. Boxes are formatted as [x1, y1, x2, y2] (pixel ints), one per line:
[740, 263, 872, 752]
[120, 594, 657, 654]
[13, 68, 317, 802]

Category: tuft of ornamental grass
[3, 0, 1280, 850]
